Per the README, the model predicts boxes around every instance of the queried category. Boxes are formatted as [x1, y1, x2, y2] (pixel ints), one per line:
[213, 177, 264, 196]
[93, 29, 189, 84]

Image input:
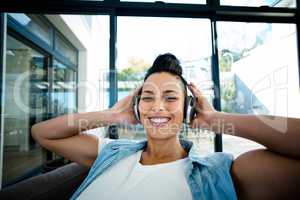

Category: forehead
[142, 72, 184, 94]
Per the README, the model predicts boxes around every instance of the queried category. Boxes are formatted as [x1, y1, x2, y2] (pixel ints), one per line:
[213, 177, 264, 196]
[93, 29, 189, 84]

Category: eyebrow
[164, 90, 178, 94]
[142, 90, 178, 94]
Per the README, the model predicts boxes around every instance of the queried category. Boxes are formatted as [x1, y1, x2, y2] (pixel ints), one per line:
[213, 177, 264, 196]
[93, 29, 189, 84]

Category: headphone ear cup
[184, 96, 196, 124]
[133, 95, 140, 122]
[189, 99, 197, 124]
[184, 96, 191, 124]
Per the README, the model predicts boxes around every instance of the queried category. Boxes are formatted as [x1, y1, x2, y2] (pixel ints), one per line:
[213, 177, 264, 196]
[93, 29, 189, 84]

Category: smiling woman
[70, 53, 236, 200]
[28, 53, 235, 200]
[138, 54, 187, 140]
[27, 53, 300, 200]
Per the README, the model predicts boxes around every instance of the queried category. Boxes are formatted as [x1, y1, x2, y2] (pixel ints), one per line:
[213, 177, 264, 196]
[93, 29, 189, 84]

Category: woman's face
[139, 72, 185, 140]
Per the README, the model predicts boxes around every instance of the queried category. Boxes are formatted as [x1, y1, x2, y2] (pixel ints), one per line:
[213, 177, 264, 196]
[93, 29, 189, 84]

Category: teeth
[149, 118, 170, 123]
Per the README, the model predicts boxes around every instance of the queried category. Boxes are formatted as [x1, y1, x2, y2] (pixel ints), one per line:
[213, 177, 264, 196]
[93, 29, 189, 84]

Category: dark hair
[144, 53, 187, 86]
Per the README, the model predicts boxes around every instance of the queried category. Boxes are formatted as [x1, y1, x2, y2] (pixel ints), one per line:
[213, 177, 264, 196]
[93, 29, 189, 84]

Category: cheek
[166, 102, 184, 118]
[138, 102, 150, 124]
[138, 102, 183, 114]
[167, 101, 182, 112]
[138, 102, 150, 116]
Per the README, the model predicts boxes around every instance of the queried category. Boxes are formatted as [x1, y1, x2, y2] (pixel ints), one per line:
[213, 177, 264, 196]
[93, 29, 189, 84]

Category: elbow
[31, 124, 38, 140]
[31, 124, 49, 149]
[31, 123, 43, 142]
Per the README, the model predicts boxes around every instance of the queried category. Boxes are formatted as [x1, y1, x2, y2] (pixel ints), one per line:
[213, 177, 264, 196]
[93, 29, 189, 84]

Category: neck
[140, 136, 188, 165]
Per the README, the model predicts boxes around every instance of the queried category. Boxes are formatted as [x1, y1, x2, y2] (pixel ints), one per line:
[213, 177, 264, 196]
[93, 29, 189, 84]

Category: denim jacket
[70, 139, 237, 200]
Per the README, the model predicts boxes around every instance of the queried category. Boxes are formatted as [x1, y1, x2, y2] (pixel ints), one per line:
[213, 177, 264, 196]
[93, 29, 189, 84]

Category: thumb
[190, 117, 210, 130]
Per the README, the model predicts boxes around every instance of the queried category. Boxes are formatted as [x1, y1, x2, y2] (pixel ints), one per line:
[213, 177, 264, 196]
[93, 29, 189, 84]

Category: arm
[205, 112, 300, 159]
[203, 112, 300, 199]
[31, 86, 141, 167]
[31, 110, 117, 167]
[188, 82, 300, 199]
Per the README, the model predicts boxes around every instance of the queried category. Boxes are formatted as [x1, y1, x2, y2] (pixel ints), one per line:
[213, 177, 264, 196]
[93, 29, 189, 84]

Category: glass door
[2, 34, 48, 186]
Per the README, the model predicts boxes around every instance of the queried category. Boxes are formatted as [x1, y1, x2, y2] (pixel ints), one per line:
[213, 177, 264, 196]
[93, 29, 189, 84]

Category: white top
[77, 138, 193, 200]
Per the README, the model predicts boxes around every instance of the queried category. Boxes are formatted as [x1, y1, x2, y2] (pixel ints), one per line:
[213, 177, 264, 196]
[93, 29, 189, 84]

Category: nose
[151, 98, 165, 112]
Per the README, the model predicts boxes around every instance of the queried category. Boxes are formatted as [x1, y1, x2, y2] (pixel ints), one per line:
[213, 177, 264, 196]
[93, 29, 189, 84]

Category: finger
[189, 118, 195, 128]
[190, 118, 198, 129]
[188, 82, 203, 98]
[132, 85, 143, 96]
[128, 85, 143, 108]
[188, 84, 204, 107]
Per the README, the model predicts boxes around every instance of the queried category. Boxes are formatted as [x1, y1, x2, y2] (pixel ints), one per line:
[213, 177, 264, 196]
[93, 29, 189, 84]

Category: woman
[31, 53, 300, 200]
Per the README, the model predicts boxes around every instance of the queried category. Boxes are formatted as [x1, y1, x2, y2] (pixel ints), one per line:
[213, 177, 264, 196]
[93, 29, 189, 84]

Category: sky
[117, 17, 212, 69]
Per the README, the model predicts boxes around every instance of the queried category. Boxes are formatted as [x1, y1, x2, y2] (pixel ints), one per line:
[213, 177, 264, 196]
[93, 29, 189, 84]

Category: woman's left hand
[187, 82, 216, 129]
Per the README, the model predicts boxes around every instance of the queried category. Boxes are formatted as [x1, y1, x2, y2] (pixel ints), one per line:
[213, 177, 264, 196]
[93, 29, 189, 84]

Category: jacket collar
[110, 138, 211, 167]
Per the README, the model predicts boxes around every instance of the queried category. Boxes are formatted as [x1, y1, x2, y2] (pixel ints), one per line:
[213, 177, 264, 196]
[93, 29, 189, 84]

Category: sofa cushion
[0, 162, 89, 200]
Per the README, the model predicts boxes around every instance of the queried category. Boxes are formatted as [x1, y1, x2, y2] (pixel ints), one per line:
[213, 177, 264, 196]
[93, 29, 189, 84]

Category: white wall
[46, 15, 110, 113]
[232, 26, 300, 118]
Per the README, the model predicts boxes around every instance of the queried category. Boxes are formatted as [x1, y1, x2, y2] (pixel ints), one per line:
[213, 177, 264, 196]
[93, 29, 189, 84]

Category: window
[52, 60, 77, 116]
[2, 35, 48, 186]
[220, 0, 296, 8]
[47, 14, 110, 140]
[116, 16, 214, 154]
[3, 14, 81, 185]
[55, 33, 78, 65]
[217, 22, 299, 157]
[8, 13, 52, 45]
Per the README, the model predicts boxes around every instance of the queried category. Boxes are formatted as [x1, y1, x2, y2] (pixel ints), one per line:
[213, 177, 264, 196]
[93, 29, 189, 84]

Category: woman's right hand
[109, 86, 142, 125]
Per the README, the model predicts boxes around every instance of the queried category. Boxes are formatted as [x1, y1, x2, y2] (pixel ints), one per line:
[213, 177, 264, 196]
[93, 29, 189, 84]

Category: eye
[141, 97, 154, 102]
[165, 96, 178, 102]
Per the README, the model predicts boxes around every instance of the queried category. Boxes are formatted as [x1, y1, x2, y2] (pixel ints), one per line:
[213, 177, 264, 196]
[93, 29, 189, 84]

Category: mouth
[148, 116, 171, 127]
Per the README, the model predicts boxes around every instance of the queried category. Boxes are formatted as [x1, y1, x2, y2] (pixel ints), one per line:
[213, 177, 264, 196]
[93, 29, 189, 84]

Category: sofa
[0, 162, 89, 200]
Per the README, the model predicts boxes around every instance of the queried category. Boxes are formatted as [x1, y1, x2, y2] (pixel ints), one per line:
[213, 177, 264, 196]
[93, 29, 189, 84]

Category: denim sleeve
[202, 152, 237, 200]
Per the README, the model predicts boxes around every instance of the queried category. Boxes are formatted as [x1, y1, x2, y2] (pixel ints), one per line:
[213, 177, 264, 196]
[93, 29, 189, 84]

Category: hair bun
[144, 53, 183, 81]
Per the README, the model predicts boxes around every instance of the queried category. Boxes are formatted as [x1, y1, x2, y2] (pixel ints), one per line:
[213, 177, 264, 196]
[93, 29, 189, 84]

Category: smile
[148, 117, 171, 127]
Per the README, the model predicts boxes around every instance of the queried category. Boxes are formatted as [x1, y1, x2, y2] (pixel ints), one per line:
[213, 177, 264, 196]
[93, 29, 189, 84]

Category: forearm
[206, 112, 300, 159]
[31, 110, 117, 140]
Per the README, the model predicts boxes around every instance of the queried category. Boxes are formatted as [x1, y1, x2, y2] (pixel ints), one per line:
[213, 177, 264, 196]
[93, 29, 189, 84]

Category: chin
[141, 118, 182, 140]
[145, 127, 180, 140]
